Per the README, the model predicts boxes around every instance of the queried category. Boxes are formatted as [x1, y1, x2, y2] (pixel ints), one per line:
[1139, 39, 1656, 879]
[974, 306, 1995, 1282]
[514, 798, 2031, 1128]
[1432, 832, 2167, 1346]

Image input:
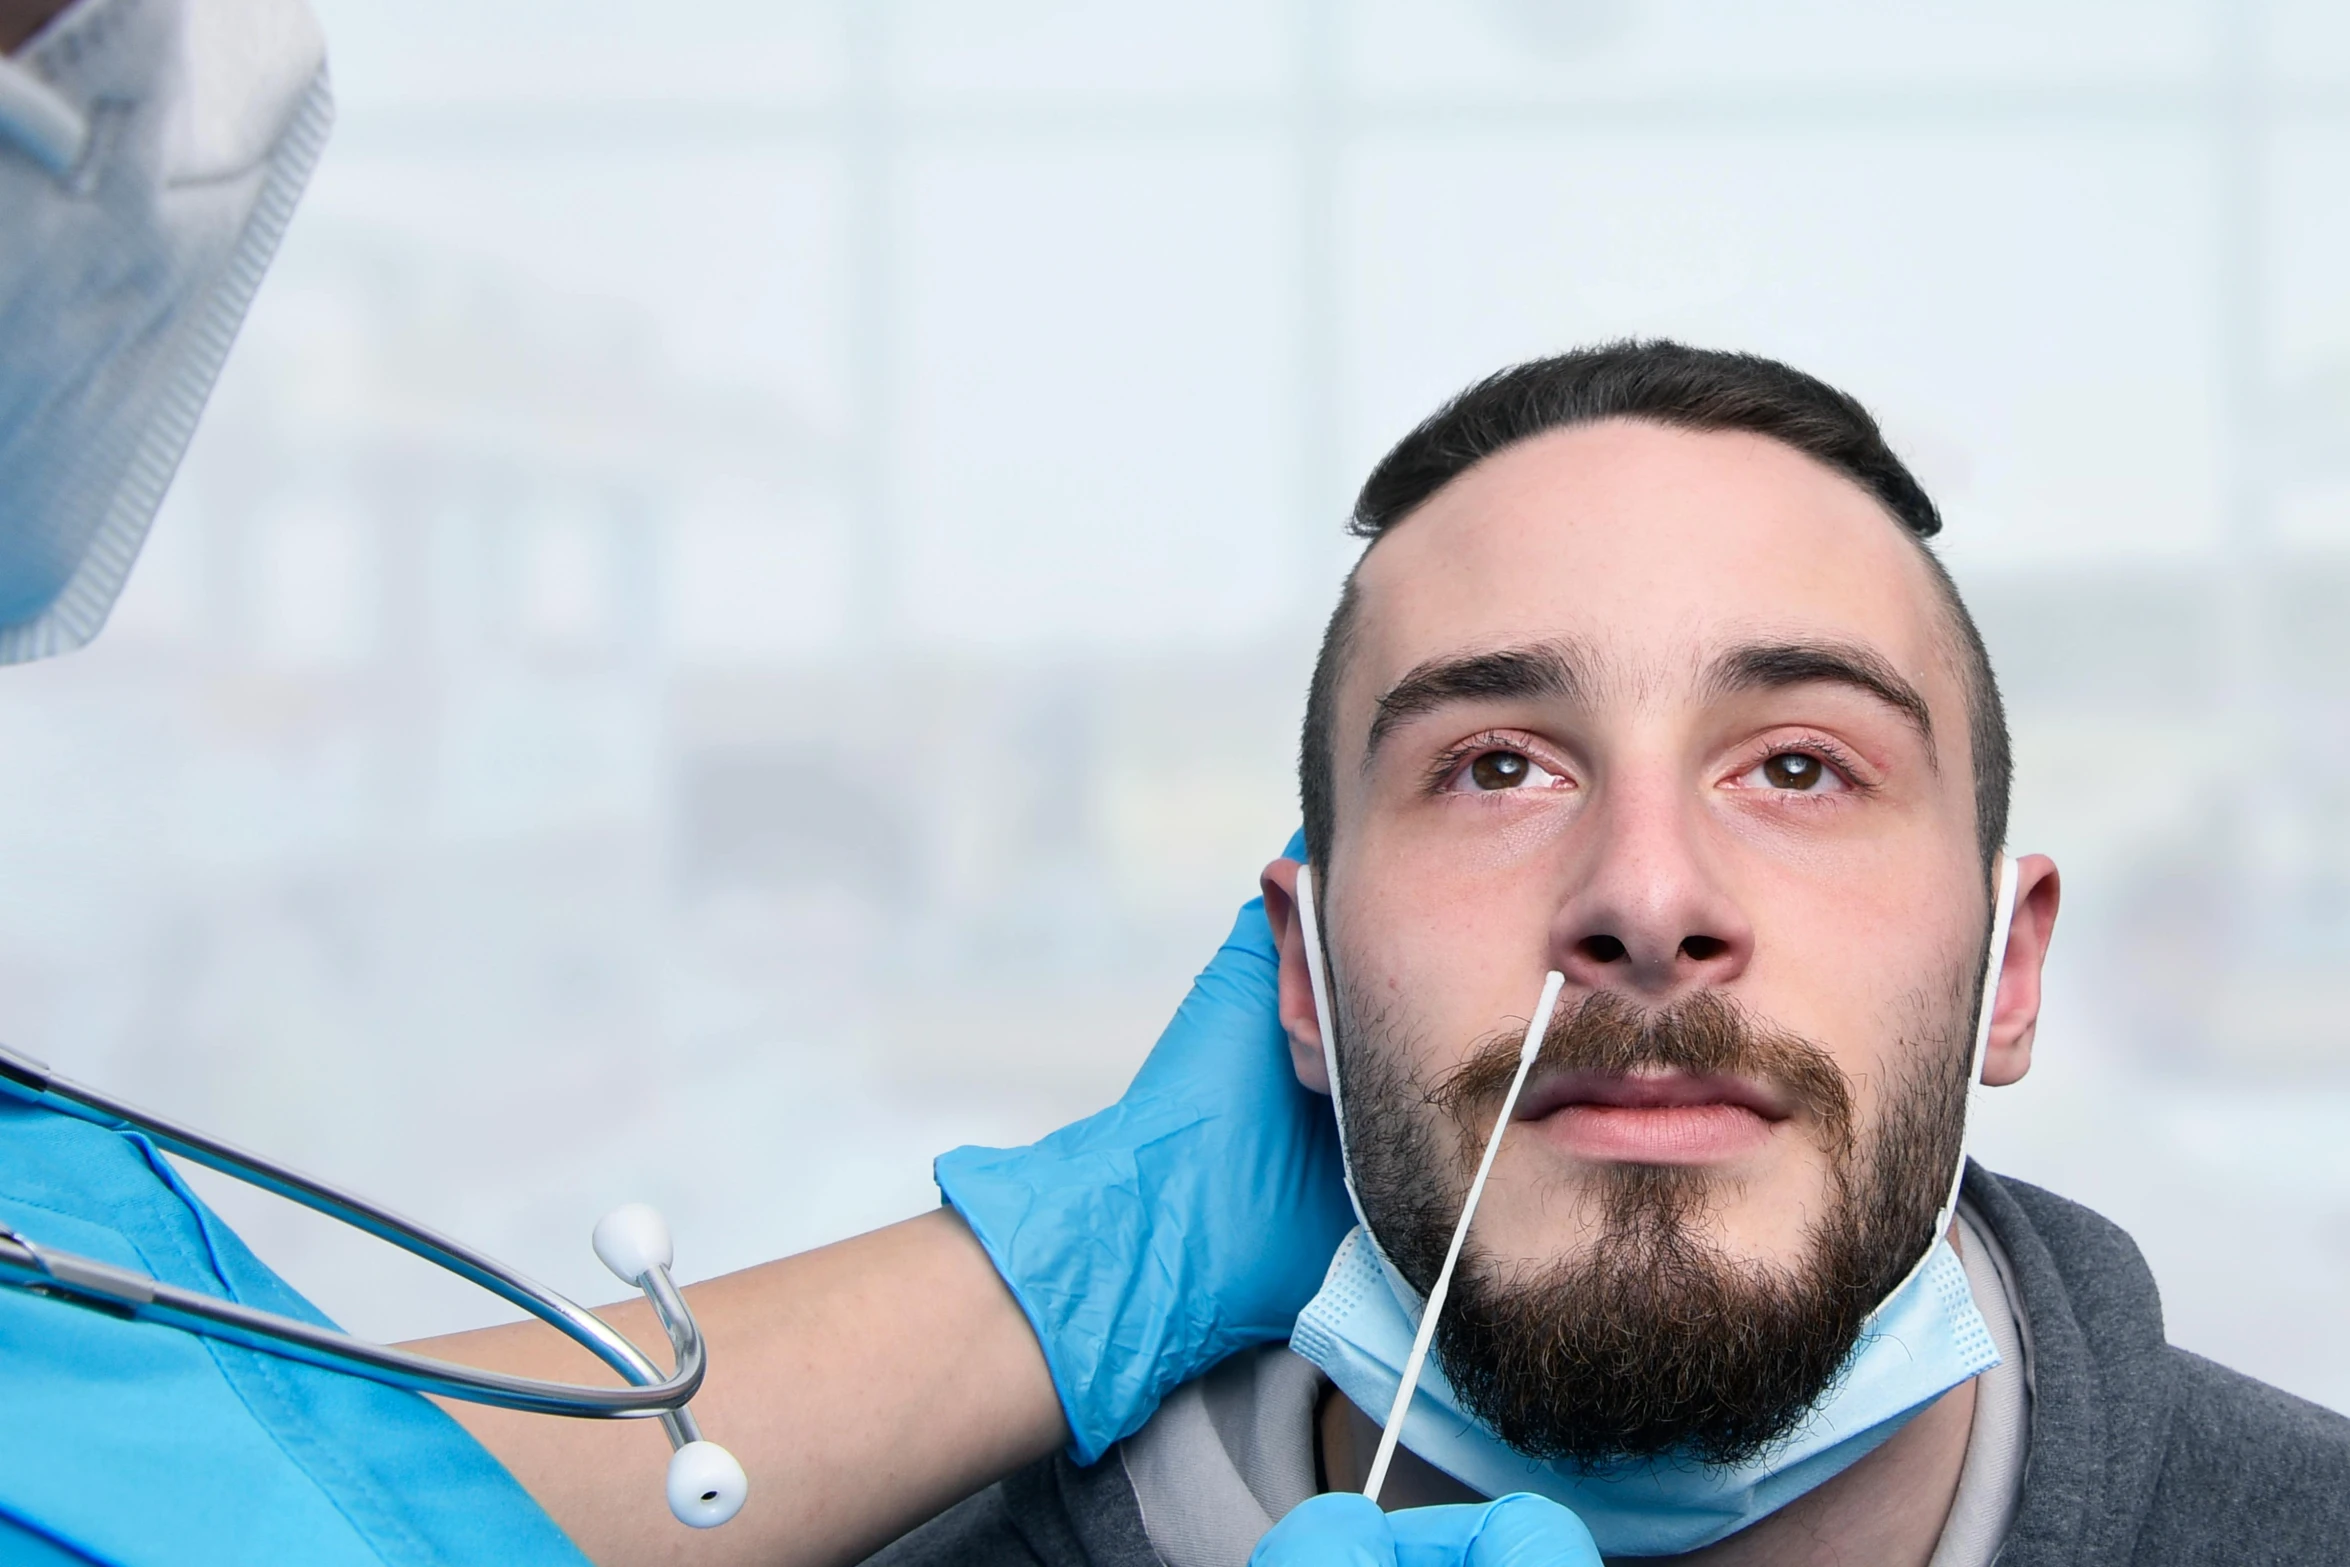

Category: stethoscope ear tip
[666, 1439, 749, 1527]
[593, 1202, 674, 1287]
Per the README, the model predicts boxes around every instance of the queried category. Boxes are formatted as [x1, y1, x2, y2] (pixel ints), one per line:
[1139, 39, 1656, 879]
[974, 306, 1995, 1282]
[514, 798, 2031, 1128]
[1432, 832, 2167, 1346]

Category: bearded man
[869, 342, 2350, 1566]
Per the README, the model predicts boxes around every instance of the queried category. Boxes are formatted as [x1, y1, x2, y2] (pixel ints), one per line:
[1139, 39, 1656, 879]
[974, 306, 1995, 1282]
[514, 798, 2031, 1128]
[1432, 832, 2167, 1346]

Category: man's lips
[1511, 1069, 1796, 1165]
[1514, 1069, 1797, 1122]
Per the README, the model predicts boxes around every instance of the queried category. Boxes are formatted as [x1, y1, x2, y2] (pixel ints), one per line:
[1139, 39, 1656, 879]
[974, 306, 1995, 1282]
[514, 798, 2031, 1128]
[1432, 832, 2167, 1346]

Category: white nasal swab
[1363, 967, 1568, 1504]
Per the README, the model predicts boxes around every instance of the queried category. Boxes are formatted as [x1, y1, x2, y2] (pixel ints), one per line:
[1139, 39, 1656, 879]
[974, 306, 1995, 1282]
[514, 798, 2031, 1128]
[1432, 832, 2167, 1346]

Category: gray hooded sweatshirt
[868, 1169, 2350, 1565]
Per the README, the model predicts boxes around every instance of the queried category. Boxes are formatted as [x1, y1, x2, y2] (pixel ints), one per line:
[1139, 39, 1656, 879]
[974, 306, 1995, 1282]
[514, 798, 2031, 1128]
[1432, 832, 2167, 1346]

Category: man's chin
[1433, 1217, 1877, 1466]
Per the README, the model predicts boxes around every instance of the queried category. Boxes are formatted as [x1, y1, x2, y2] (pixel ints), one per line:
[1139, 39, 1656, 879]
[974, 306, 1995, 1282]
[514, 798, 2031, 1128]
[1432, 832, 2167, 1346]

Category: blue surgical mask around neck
[1284, 858, 2022, 1555]
[1292, 1224, 1999, 1557]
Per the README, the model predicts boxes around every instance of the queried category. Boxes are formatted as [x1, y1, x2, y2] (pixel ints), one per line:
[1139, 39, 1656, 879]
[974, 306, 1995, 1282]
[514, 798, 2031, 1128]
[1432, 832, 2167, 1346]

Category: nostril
[1579, 934, 1627, 964]
[1680, 935, 1729, 962]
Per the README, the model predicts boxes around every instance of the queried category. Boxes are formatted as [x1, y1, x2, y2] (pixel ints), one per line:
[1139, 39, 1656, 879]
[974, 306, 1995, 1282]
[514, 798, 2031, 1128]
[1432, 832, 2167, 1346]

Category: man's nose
[1548, 783, 1753, 998]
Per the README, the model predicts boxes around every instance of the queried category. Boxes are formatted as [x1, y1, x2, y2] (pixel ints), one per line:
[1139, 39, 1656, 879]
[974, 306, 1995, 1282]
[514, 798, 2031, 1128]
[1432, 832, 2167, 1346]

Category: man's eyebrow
[1364, 642, 1586, 767]
[1703, 640, 1938, 767]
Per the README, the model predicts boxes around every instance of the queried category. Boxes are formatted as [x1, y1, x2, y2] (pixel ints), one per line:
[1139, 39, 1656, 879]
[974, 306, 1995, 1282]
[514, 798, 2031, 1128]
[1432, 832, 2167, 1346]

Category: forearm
[408, 1208, 1066, 1567]
[405, 865, 1332, 1562]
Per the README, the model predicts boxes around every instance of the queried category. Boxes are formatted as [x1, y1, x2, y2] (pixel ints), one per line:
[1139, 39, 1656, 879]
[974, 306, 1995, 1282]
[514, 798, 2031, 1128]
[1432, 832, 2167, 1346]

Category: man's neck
[1314, 1353, 1977, 1567]
[1662, 1374, 1975, 1567]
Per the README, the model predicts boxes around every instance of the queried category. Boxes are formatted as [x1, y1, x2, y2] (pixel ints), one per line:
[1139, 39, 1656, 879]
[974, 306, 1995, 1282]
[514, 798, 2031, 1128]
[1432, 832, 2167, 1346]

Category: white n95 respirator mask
[0, 0, 329, 663]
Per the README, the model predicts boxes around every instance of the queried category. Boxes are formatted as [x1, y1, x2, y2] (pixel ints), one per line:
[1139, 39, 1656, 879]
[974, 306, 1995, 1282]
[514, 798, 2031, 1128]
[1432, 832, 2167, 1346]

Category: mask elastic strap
[1302, 852, 2026, 1418]
[1884, 851, 2023, 1303]
[1299, 858, 1574, 1501]
[1293, 863, 1377, 1241]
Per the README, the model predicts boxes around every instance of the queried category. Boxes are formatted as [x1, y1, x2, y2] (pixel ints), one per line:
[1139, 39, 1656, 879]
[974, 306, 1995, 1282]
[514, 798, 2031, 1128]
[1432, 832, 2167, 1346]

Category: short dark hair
[1300, 340, 2009, 876]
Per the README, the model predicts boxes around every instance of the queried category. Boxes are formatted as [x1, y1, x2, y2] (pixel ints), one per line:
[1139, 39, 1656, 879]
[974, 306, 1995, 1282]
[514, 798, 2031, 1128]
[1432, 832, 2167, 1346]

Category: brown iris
[1762, 752, 1823, 790]
[1469, 751, 1531, 790]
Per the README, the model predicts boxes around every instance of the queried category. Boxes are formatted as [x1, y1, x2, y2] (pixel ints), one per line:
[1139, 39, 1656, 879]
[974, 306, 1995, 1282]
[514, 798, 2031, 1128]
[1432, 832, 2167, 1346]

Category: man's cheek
[1354, 912, 1538, 1034]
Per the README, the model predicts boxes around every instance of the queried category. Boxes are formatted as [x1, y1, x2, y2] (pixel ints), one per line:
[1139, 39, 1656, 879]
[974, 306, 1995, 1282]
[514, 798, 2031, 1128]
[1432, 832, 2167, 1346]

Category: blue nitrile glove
[1250, 1494, 1602, 1567]
[934, 829, 1352, 1463]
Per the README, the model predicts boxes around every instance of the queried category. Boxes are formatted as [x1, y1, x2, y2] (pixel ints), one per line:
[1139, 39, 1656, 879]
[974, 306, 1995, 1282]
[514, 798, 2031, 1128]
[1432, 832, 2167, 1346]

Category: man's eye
[1456, 749, 1563, 792]
[1743, 751, 1843, 792]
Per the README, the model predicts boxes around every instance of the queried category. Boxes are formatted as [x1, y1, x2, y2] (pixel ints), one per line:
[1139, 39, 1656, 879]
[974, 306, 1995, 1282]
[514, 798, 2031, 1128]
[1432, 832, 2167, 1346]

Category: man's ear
[1259, 857, 1332, 1095]
[1982, 854, 2061, 1088]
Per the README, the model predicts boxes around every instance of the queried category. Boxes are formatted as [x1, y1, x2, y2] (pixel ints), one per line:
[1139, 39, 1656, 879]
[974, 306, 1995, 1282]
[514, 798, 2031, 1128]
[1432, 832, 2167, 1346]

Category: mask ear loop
[1296, 863, 1576, 1502]
[1304, 854, 2024, 1492]
[1882, 851, 2024, 1304]
[1294, 863, 1377, 1241]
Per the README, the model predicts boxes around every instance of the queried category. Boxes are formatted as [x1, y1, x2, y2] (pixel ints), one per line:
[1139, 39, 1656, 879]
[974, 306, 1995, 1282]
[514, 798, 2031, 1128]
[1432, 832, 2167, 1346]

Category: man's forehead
[1344, 420, 1954, 715]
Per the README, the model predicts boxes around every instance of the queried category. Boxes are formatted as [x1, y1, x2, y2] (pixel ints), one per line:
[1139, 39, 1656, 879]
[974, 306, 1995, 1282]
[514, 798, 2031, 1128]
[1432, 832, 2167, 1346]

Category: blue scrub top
[0, 1097, 593, 1566]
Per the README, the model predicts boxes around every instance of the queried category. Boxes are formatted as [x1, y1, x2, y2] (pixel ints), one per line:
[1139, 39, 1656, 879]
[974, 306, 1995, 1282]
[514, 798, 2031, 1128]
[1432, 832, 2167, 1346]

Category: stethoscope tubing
[0, 1041, 703, 1430]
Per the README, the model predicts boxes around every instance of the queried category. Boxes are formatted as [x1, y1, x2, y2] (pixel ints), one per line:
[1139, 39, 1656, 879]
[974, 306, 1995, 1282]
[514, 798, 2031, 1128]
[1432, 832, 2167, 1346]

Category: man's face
[1273, 420, 2027, 1461]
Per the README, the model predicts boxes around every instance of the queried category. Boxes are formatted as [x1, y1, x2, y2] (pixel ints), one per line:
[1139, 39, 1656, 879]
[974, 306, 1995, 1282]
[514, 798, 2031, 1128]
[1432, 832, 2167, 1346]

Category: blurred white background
[6, 0, 2350, 1414]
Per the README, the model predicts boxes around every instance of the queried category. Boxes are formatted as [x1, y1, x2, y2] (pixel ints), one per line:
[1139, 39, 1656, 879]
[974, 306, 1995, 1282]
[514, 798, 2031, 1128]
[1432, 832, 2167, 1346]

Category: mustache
[1430, 988, 1856, 1157]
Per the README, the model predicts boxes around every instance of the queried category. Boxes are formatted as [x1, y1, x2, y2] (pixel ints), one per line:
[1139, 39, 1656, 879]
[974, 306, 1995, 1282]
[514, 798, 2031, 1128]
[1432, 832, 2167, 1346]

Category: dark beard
[1338, 985, 1970, 1469]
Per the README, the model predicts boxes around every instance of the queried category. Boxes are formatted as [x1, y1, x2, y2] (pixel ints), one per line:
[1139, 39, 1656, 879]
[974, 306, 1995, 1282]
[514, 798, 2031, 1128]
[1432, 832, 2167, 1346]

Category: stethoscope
[0, 1041, 748, 1529]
